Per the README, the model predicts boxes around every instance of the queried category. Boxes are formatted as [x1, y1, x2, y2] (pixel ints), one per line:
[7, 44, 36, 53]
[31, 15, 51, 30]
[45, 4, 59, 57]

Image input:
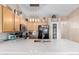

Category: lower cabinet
[0, 33, 8, 41]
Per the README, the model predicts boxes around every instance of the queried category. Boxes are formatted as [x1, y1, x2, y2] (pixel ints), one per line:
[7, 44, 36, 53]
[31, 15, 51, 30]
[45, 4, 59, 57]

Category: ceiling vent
[30, 4, 40, 7]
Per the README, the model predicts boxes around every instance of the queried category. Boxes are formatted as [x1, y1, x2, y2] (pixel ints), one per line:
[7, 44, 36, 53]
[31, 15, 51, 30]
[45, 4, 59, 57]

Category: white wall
[68, 8, 79, 42]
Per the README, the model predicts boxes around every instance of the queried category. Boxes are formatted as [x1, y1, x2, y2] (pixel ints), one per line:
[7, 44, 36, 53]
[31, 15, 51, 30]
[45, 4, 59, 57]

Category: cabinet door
[0, 5, 2, 32]
[3, 7, 14, 32]
[15, 14, 20, 32]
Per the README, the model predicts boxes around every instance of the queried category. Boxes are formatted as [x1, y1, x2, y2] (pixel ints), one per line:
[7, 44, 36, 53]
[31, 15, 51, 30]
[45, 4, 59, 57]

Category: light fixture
[30, 4, 40, 7]
[32, 18, 34, 22]
[29, 19, 32, 22]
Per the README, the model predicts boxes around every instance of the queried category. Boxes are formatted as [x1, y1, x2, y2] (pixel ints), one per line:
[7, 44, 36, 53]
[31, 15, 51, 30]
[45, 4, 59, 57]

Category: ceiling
[7, 4, 79, 18]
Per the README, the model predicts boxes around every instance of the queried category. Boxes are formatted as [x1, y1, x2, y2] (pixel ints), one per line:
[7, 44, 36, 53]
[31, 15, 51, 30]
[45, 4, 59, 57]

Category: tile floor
[0, 39, 79, 54]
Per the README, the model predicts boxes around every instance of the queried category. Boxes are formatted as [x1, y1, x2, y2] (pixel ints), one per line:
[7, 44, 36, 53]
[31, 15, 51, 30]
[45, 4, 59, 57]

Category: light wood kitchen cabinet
[0, 5, 21, 32]
[14, 14, 20, 32]
[0, 5, 2, 32]
[3, 6, 14, 32]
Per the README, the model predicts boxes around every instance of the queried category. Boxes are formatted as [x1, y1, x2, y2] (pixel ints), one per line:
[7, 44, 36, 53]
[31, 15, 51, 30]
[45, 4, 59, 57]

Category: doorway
[49, 21, 61, 39]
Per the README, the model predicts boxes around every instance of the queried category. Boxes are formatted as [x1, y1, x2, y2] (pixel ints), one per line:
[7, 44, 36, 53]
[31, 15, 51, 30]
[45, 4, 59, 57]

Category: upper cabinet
[0, 5, 2, 32]
[15, 14, 20, 32]
[3, 6, 14, 32]
[0, 5, 22, 33]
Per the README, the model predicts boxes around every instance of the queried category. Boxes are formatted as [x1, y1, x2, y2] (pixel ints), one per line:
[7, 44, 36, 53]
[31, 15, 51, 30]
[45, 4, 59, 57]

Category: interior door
[49, 22, 61, 39]
[52, 23, 57, 39]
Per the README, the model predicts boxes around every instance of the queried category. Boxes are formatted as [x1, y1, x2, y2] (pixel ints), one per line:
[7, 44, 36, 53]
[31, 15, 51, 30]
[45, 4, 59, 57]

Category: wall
[60, 16, 69, 39]
[54, 8, 79, 42]
[48, 17, 69, 39]
[68, 8, 79, 42]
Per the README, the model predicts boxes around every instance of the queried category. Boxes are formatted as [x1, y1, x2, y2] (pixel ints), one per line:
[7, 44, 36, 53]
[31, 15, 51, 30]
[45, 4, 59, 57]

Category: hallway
[0, 39, 79, 54]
